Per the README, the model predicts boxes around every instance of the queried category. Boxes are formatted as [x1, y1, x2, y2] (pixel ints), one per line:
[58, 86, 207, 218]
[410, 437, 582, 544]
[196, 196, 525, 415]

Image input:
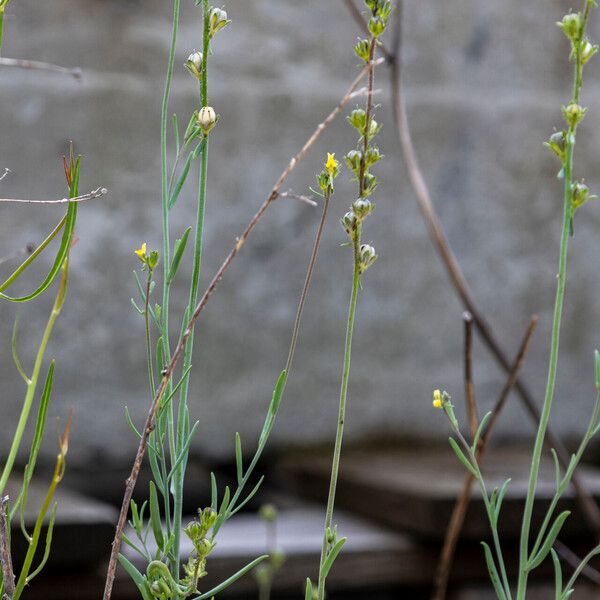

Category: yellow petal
[325, 152, 337, 176]
[135, 242, 147, 260]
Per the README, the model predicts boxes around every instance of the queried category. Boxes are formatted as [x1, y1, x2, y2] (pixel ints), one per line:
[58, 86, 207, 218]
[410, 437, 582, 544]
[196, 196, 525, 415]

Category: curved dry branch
[0, 57, 81, 80]
[0, 187, 107, 204]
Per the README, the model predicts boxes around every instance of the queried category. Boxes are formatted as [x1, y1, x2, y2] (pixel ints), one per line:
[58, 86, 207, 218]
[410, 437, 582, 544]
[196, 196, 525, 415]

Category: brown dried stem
[432, 317, 537, 600]
[384, 0, 600, 536]
[0, 187, 107, 204]
[0, 57, 81, 80]
[463, 312, 478, 437]
[102, 61, 380, 600]
[0, 496, 15, 600]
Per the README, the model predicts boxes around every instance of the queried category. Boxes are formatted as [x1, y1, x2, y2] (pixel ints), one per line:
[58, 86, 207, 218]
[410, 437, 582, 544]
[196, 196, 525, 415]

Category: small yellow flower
[432, 389, 443, 409]
[325, 152, 338, 177]
[135, 242, 147, 262]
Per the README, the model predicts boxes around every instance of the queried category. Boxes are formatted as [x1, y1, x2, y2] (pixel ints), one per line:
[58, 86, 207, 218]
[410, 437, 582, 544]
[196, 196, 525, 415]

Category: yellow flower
[432, 389, 443, 409]
[135, 242, 147, 262]
[325, 152, 338, 177]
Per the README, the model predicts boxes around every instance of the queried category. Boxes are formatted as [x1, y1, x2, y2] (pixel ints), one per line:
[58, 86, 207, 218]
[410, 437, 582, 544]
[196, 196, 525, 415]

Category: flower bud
[198, 106, 218, 134]
[347, 108, 367, 132]
[557, 12, 583, 43]
[581, 38, 598, 64]
[199, 507, 218, 530]
[196, 538, 213, 558]
[369, 16, 386, 38]
[572, 181, 597, 209]
[352, 198, 373, 219]
[354, 38, 371, 62]
[544, 131, 566, 160]
[209, 7, 230, 38]
[367, 118, 381, 139]
[365, 146, 382, 166]
[359, 243, 377, 273]
[432, 389, 443, 409]
[341, 211, 358, 236]
[345, 149, 362, 174]
[562, 102, 587, 127]
[362, 172, 378, 196]
[185, 51, 203, 80]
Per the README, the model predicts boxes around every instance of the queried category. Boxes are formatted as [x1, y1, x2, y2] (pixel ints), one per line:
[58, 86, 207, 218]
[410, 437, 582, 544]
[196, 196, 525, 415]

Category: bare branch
[463, 312, 478, 437]
[0, 57, 81, 80]
[103, 58, 382, 600]
[0, 496, 15, 600]
[0, 187, 107, 204]
[278, 191, 317, 207]
[0, 169, 10, 183]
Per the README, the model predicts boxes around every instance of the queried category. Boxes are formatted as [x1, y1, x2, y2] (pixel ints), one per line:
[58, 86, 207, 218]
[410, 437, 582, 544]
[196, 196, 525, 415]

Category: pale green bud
[368, 16, 386, 38]
[557, 12, 583, 43]
[198, 105, 218, 133]
[354, 38, 371, 62]
[581, 38, 599, 64]
[345, 149, 362, 174]
[185, 51, 203, 80]
[341, 211, 358, 236]
[209, 7, 230, 38]
[359, 243, 378, 273]
[562, 103, 587, 127]
[352, 198, 374, 219]
[348, 108, 367, 132]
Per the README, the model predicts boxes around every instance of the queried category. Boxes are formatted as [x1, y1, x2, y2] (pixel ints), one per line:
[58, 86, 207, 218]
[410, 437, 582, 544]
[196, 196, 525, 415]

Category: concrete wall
[1, 0, 600, 468]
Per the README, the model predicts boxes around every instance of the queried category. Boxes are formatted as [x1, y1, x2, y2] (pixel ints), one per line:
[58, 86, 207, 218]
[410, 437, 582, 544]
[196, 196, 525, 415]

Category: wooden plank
[279, 448, 600, 540]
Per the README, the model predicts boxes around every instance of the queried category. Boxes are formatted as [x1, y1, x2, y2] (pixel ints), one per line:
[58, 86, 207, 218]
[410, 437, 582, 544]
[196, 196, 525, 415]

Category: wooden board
[278, 447, 600, 540]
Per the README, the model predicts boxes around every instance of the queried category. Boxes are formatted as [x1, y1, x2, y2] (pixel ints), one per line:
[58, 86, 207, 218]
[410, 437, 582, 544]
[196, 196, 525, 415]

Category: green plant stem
[0, 7, 5, 59]
[317, 231, 361, 600]
[171, 0, 210, 577]
[0, 265, 68, 497]
[516, 8, 590, 597]
[160, 0, 181, 370]
[144, 271, 156, 399]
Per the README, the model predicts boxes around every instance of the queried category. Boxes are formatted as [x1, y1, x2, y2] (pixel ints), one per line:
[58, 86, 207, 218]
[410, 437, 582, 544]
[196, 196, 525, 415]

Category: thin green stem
[144, 271, 156, 399]
[516, 7, 591, 597]
[0, 265, 68, 496]
[317, 230, 361, 600]
[171, 0, 210, 577]
[0, 8, 5, 59]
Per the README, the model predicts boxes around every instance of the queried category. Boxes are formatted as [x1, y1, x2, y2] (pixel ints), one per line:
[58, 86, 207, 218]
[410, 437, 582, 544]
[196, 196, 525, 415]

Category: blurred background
[1, 0, 600, 598]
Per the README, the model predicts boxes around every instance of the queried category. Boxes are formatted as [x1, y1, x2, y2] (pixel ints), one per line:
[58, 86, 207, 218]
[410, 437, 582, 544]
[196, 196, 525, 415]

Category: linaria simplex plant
[303, 2, 389, 599]
[104, 1, 379, 598]
[435, 2, 600, 598]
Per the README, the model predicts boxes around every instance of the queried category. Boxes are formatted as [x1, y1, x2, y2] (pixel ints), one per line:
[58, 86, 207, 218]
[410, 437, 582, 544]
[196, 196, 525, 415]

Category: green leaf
[168, 141, 205, 210]
[550, 548, 563, 600]
[11, 314, 29, 383]
[167, 226, 192, 283]
[481, 542, 508, 600]
[494, 479, 511, 524]
[210, 472, 218, 511]
[527, 511, 571, 571]
[471, 411, 492, 453]
[320, 537, 347, 580]
[448, 437, 477, 478]
[595, 350, 600, 390]
[118, 554, 153, 600]
[25, 503, 57, 583]
[304, 578, 314, 600]
[166, 421, 200, 483]
[149, 481, 164, 551]
[194, 555, 268, 599]
[173, 113, 180, 154]
[551, 448, 561, 491]
[235, 432, 243, 485]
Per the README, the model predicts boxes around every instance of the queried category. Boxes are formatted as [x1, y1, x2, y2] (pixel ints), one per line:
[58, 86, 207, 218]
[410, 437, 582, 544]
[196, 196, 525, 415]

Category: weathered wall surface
[1, 0, 600, 467]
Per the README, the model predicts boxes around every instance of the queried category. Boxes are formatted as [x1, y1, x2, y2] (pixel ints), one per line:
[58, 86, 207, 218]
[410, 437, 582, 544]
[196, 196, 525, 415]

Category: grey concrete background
[1, 0, 600, 469]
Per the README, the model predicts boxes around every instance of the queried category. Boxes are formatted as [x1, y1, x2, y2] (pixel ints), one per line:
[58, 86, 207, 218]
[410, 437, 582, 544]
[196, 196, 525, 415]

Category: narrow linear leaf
[194, 555, 268, 599]
[320, 537, 347, 580]
[471, 411, 492, 452]
[167, 226, 192, 283]
[304, 578, 313, 600]
[173, 113, 180, 154]
[527, 511, 571, 571]
[210, 472, 218, 512]
[230, 476, 265, 517]
[118, 554, 153, 600]
[551, 449, 561, 491]
[550, 548, 563, 600]
[595, 350, 600, 390]
[448, 437, 478, 478]
[149, 481, 164, 550]
[481, 542, 508, 600]
[494, 478, 511, 524]
[235, 432, 243, 485]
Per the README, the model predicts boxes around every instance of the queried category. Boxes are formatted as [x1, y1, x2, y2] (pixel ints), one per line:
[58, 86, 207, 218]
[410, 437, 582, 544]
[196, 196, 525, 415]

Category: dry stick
[0, 57, 81, 80]
[432, 316, 537, 600]
[463, 312, 478, 437]
[386, 0, 600, 536]
[0, 496, 15, 600]
[102, 61, 380, 600]
[0, 187, 107, 204]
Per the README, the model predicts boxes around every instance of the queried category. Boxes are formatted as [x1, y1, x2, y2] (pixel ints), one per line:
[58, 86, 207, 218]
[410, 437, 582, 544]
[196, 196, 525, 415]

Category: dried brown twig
[432, 317, 538, 600]
[0, 57, 81, 80]
[463, 312, 478, 437]
[0, 496, 15, 600]
[103, 58, 383, 600]
[0, 187, 107, 204]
